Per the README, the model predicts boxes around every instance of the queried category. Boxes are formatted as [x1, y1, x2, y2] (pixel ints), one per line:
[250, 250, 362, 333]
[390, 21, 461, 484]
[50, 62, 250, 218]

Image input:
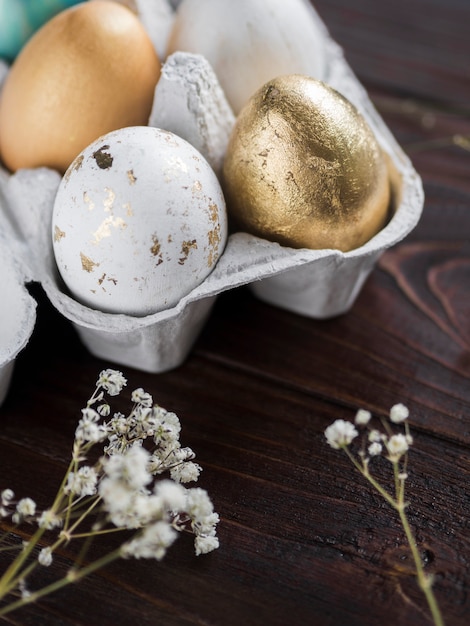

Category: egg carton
[0, 0, 423, 405]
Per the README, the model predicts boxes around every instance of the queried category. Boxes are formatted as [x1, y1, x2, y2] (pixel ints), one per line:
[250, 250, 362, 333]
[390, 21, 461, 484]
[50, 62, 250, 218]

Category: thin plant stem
[0, 453, 78, 598]
[396, 505, 445, 626]
[70, 527, 124, 540]
[343, 447, 397, 509]
[62, 496, 102, 539]
[0, 545, 23, 555]
[0, 524, 48, 598]
[343, 447, 445, 626]
[0, 547, 123, 618]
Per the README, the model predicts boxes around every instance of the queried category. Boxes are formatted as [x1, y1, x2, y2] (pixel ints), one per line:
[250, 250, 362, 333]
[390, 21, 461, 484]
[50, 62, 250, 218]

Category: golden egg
[0, 0, 160, 173]
[222, 75, 391, 252]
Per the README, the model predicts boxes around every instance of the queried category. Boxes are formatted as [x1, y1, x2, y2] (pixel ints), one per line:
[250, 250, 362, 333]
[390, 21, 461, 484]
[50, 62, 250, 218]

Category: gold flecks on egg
[80, 252, 99, 272]
[192, 180, 203, 195]
[207, 230, 221, 267]
[123, 202, 133, 217]
[83, 191, 95, 211]
[150, 236, 161, 256]
[207, 227, 221, 249]
[222, 75, 391, 252]
[92, 216, 126, 244]
[208, 202, 219, 223]
[150, 235, 164, 266]
[53, 225, 66, 242]
[127, 169, 137, 184]
[179, 239, 197, 265]
[103, 187, 115, 212]
[64, 155, 84, 183]
[206, 202, 222, 267]
[164, 155, 189, 182]
[97, 273, 117, 288]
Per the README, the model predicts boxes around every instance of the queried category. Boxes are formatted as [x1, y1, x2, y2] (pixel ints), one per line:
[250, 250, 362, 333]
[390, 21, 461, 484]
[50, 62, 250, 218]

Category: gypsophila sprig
[324, 406, 444, 626]
[0, 369, 219, 617]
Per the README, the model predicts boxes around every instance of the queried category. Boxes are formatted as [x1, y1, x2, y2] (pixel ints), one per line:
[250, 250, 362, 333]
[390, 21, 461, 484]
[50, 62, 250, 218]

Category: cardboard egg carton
[0, 0, 423, 405]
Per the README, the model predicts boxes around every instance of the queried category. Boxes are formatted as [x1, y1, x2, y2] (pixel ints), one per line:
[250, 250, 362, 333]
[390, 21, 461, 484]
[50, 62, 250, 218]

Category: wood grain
[1, 1, 470, 624]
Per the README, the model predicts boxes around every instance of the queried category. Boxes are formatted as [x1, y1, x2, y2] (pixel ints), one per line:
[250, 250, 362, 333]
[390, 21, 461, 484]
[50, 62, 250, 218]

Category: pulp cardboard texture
[0, 0, 423, 405]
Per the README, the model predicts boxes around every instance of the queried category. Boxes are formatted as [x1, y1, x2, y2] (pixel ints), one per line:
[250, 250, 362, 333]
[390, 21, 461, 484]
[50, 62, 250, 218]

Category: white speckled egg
[52, 126, 228, 316]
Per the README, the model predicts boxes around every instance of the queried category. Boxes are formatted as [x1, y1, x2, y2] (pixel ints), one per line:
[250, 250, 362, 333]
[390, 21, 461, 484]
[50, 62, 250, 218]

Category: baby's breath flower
[192, 512, 220, 537]
[18, 579, 30, 600]
[187, 489, 220, 556]
[121, 520, 177, 560]
[99, 478, 137, 528]
[38, 547, 53, 567]
[81, 407, 99, 422]
[355, 409, 372, 426]
[132, 405, 158, 438]
[170, 462, 202, 484]
[368, 429, 383, 443]
[14, 498, 36, 522]
[386, 434, 409, 460]
[107, 413, 129, 436]
[75, 408, 107, 444]
[100, 480, 165, 529]
[186, 488, 215, 521]
[97, 403, 110, 417]
[195, 535, 220, 556]
[154, 480, 186, 512]
[97, 369, 127, 396]
[179, 447, 196, 462]
[102, 445, 151, 491]
[390, 403, 409, 423]
[325, 419, 358, 449]
[153, 408, 181, 446]
[37, 510, 62, 530]
[1, 488, 14, 505]
[131, 388, 153, 407]
[64, 466, 98, 497]
[368, 442, 383, 457]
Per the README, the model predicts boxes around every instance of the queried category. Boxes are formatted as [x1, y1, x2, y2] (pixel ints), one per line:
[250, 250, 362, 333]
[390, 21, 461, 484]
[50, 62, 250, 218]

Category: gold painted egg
[222, 75, 391, 252]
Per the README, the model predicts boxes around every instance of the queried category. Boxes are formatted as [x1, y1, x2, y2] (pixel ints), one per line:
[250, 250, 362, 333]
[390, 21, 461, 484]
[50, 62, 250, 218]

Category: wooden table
[1, 0, 469, 624]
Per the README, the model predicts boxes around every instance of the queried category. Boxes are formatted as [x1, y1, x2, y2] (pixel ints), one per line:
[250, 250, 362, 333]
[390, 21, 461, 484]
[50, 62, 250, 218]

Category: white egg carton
[0, 0, 423, 404]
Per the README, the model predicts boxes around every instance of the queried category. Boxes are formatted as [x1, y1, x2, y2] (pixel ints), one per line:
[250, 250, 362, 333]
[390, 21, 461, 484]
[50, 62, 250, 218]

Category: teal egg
[0, 0, 84, 61]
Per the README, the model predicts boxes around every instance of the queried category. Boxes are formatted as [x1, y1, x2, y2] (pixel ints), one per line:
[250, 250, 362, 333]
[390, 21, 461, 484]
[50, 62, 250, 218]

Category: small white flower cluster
[325, 403, 413, 464]
[81, 370, 219, 558]
[0, 368, 219, 583]
[1, 490, 37, 525]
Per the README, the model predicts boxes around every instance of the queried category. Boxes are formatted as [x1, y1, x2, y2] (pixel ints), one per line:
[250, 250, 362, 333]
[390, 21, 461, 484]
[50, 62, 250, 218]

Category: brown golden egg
[222, 75, 391, 252]
[0, 0, 160, 173]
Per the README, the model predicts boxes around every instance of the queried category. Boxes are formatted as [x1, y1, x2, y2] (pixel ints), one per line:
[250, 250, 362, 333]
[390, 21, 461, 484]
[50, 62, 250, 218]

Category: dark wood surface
[1, 0, 470, 624]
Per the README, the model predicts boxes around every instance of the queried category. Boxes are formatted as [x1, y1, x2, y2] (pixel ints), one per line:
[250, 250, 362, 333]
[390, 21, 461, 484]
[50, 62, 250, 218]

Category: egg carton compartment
[0, 183, 37, 406]
[0, 0, 423, 404]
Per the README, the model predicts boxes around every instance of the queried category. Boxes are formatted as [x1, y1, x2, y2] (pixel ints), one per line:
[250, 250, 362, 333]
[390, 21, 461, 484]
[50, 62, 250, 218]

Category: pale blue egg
[0, 0, 83, 61]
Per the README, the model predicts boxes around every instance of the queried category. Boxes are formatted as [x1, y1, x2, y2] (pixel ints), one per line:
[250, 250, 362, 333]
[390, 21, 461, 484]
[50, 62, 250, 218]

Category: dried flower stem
[0, 524, 48, 597]
[0, 547, 123, 618]
[325, 406, 444, 626]
[346, 450, 444, 626]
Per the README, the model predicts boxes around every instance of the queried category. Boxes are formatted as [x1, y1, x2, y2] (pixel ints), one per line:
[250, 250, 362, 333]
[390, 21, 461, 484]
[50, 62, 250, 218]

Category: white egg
[52, 126, 227, 316]
[166, 0, 327, 114]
